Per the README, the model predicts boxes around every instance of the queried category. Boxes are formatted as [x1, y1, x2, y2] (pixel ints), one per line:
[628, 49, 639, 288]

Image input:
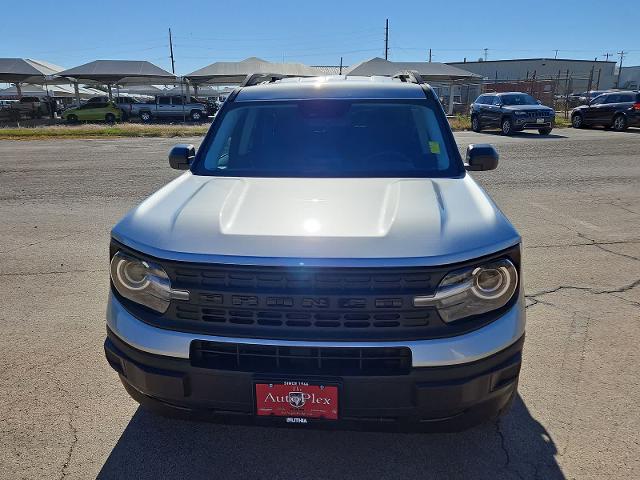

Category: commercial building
[447, 58, 617, 93]
[618, 66, 640, 90]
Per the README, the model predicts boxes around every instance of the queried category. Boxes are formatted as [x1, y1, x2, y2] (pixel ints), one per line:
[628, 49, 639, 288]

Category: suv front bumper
[105, 294, 525, 431]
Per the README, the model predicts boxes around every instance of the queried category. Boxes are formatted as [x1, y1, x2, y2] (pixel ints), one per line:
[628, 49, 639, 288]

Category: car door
[75, 104, 95, 121]
[598, 94, 621, 125]
[485, 96, 502, 126]
[472, 95, 486, 121]
[582, 94, 607, 125]
[171, 96, 186, 118]
[157, 96, 171, 117]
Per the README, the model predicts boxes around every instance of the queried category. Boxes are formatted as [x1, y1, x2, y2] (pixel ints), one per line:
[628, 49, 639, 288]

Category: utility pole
[384, 19, 389, 60]
[616, 51, 626, 88]
[554, 49, 559, 59]
[428, 49, 432, 63]
[169, 28, 175, 74]
[339, 57, 343, 75]
[603, 52, 611, 61]
[483, 48, 488, 61]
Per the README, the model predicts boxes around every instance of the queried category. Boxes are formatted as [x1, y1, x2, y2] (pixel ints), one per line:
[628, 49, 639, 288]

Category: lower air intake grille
[190, 341, 412, 376]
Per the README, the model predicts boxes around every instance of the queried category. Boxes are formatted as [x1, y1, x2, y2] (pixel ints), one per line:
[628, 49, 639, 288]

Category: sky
[1, 0, 639, 75]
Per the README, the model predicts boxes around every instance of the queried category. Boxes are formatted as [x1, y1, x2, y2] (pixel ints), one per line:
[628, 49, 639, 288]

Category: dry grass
[0, 123, 209, 140]
[448, 115, 471, 131]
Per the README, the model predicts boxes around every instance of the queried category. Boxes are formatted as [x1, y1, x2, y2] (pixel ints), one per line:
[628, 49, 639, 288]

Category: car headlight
[110, 251, 188, 313]
[413, 258, 518, 323]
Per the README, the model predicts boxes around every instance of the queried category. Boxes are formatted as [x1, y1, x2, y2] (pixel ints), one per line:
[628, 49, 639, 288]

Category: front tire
[538, 127, 553, 135]
[66, 114, 77, 124]
[612, 114, 628, 132]
[190, 110, 203, 122]
[140, 111, 152, 123]
[501, 117, 513, 136]
[571, 113, 584, 129]
[471, 115, 482, 132]
[105, 113, 116, 123]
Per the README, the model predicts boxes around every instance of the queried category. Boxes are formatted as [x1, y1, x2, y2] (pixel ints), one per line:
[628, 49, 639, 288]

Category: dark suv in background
[471, 92, 555, 135]
[571, 91, 640, 131]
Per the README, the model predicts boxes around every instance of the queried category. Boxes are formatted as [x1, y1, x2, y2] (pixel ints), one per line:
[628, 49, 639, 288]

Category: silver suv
[105, 74, 524, 431]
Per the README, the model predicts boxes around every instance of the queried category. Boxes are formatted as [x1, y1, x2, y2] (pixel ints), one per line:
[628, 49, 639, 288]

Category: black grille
[112, 241, 520, 341]
[160, 263, 446, 340]
[190, 341, 412, 376]
[526, 110, 549, 117]
[171, 265, 436, 293]
[173, 304, 432, 329]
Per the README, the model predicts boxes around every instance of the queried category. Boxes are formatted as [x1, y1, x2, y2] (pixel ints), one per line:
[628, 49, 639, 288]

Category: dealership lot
[0, 128, 638, 479]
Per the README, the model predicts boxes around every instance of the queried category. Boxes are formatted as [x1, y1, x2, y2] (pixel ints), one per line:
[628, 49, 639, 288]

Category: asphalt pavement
[0, 127, 639, 479]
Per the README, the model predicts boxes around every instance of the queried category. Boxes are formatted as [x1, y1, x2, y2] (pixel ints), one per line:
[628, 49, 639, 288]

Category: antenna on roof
[240, 73, 285, 87]
[392, 70, 424, 85]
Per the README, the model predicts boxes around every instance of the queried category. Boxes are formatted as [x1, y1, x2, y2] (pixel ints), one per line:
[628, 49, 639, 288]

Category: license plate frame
[536, 117, 545, 124]
[255, 381, 339, 421]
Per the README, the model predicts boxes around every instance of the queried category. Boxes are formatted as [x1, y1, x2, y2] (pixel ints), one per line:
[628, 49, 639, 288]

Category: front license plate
[536, 118, 545, 123]
[255, 381, 339, 420]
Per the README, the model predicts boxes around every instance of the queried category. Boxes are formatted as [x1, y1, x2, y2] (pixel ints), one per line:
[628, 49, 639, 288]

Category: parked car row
[0, 96, 64, 119]
[60, 95, 218, 124]
[469, 89, 640, 135]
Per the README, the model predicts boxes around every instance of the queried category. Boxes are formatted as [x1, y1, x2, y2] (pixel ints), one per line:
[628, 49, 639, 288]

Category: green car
[63, 101, 122, 123]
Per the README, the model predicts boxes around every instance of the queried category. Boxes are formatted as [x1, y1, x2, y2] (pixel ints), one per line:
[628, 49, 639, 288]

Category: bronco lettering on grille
[339, 298, 366, 309]
[232, 295, 258, 307]
[301, 297, 329, 308]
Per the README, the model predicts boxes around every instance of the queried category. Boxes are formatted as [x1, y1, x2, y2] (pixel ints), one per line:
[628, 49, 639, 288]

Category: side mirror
[169, 144, 195, 170]
[465, 144, 499, 171]
[537, 100, 542, 104]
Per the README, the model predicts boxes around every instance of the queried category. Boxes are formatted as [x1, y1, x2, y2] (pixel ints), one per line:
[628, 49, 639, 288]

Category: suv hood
[112, 173, 520, 266]
[503, 104, 552, 112]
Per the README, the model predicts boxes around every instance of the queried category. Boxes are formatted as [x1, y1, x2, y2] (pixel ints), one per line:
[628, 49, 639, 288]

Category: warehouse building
[447, 58, 617, 93]
[618, 66, 640, 90]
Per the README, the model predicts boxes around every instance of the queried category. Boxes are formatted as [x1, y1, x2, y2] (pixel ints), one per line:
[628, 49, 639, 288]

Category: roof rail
[392, 70, 424, 85]
[240, 73, 286, 87]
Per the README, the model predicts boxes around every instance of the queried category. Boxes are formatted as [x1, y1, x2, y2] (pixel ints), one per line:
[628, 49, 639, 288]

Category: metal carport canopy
[184, 57, 319, 85]
[0, 58, 64, 83]
[57, 60, 177, 85]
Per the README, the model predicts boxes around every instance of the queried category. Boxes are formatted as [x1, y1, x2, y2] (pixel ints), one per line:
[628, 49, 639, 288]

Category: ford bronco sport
[105, 73, 524, 431]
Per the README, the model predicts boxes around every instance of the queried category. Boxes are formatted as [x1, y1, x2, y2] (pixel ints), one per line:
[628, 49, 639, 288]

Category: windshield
[194, 100, 461, 178]
[500, 94, 538, 106]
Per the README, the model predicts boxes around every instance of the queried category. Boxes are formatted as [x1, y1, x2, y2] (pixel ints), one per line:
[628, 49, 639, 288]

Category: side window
[604, 94, 620, 104]
[158, 97, 171, 105]
[491, 96, 501, 105]
[618, 94, 634, 103]
[590, 95, 606, 105]
[172, 96, 184, 106]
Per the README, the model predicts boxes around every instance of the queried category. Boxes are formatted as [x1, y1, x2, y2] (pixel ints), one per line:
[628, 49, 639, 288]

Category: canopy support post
[107, 84, 113, 100]
[15, 82, 22, 99]
[448, 82, 455, 115]
[74, 82, 80, 107]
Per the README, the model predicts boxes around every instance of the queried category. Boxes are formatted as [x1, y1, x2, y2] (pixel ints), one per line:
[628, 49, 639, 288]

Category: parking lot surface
[1, 128, 639, 479]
